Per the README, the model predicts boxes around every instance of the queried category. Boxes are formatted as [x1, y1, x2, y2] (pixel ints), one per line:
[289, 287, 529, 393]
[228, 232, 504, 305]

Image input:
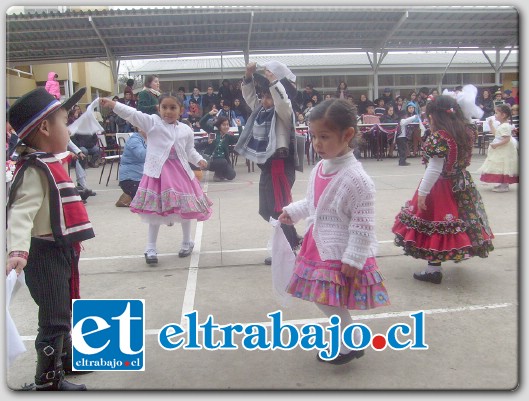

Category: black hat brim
[62, 87, 86, 112]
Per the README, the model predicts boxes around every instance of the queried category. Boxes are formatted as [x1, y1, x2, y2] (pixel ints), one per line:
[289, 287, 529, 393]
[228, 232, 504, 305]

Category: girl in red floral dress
[392, 95, 494, 284]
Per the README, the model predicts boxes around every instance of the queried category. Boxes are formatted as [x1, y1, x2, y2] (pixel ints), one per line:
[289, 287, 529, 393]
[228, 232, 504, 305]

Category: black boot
[35, 335, 87, 391]
[62, 333, 92, 376]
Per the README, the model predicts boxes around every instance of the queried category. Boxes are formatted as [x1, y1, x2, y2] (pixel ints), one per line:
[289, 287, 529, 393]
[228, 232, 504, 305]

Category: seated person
[71, 132, 102, 167]
[116, 128, 147, 207]
[199, 112, 241, 182]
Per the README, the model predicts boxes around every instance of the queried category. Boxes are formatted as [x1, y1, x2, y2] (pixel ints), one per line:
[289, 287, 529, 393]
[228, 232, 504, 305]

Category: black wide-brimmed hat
[8, 87, 86, 143]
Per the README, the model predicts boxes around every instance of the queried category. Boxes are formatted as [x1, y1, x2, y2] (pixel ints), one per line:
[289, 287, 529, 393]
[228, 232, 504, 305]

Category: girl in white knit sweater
[279, 99, 390, 365]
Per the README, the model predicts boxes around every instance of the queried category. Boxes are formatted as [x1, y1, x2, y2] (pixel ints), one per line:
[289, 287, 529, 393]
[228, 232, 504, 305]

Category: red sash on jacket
[9, 152, 95, 246]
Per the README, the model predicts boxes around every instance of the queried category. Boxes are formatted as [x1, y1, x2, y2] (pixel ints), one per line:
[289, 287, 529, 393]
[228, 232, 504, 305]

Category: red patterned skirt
[392, 175, 494, 262]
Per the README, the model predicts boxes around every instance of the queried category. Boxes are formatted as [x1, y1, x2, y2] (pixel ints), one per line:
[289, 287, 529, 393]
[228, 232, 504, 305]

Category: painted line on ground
[179, 173, 210, 329]
[79, 232, 518, 261]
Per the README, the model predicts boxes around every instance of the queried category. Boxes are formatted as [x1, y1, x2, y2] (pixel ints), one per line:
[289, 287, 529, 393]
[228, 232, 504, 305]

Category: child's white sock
[315, 303, 354, 354]
[181, 219, 192, 247]
[146, 224, 160, 252]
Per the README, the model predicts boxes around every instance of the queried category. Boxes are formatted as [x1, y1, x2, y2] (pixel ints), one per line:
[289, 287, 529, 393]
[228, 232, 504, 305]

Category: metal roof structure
[6, 6, 519, 68]
[130, 51, 519, 80]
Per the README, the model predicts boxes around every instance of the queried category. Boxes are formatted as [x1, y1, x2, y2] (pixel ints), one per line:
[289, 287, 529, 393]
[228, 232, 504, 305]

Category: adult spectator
[199, 113, 239, 181]
[235, 61, 301, 265]
[503, 89, 516, 106]
[380, 88, 394, 106]
[301, 83, 321, 107]
[137, 75, 160, 115]
[477, 88, 495, 121]
[202, 85, 218, 113]
[71, 132, 102, 168]
[116, 128, 147, 207]
[335, 81, 351, 99]
[218, 79, 233, 104]
[493, 90, 504, 108]
[356, 93, 371, 116]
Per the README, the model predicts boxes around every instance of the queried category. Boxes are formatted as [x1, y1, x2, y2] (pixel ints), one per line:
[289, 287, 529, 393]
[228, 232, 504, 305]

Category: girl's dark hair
[214, 116, 229, 129]
[158, 93, 181, 106]
[144, 75, 158, 88]
[425, 95, 473, 161]
[126, 78, 134, 87]
[308, 99, 358, 147]
[495, 104, 512, 118]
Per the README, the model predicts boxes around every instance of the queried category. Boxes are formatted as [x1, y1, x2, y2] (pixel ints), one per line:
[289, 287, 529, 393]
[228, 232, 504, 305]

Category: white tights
[145, 219, 192, 252]
[315, 303, 361, 354]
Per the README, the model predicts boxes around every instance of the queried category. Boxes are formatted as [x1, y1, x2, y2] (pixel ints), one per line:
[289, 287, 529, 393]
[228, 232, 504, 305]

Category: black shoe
[317, 349, 365, 365]
[399, 162, 411, 166]
[144, 249, 158, 264]
[79, 189, 91, 201]
[77, 186, 96, 196]
[178, 242, 194, 258]
[413, 271, 442, 284]
[264, 257, 272, 265]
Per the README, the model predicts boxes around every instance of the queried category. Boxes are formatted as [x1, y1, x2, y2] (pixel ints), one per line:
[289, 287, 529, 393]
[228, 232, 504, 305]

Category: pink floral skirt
[286, 256, 390, 310]
[130, 158, 213, 225]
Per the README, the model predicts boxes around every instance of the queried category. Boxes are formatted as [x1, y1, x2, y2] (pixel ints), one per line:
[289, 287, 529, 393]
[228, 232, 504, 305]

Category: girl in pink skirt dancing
[279, 99, 390, 365]
[100, 94, 212, 264]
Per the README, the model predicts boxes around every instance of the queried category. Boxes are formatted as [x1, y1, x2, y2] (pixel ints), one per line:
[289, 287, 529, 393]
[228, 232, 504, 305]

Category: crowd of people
[4, 62, 519, 390]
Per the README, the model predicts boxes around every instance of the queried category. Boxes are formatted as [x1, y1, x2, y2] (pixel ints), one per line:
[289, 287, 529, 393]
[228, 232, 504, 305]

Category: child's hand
[100, 98, 116, 109]
[198, 160, 208, 170]
[278, 210, 293, 225]
[341, 263, 359, 278]
[245, 62, 257, 79]
[264, 69, 278, 83]
[6, 257, 26, 276]
[417, 195, 427, 211]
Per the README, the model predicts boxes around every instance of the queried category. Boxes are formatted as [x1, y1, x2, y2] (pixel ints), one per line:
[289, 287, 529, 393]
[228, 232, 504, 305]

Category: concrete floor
[3, 150, 520, 393]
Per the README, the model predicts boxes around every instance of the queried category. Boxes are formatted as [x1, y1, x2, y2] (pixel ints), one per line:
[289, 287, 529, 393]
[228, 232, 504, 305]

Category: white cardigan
[283, 153, 378, 269]
[113, 102, 204, 179]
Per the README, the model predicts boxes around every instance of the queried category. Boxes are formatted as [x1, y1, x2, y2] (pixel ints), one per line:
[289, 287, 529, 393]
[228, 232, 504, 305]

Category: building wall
[6, 75, 36, 102]
[5, 61, 114, 109]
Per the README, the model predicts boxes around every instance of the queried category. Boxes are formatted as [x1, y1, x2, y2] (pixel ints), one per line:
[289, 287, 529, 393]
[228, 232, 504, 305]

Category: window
[417, 74, 438, 86]
[323, 75, 344, 89]
[395, 74, 414, 86]
[462, 73, 482, 85]
[346, 75, 368, 87]
[378, 75, 394, 87]
[442, 73, 461, 86]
